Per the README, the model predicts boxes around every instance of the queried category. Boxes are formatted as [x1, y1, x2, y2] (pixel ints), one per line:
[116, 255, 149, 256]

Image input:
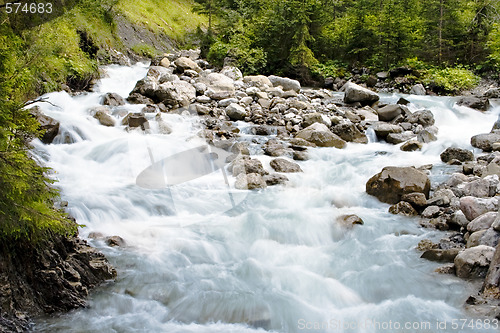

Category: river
[32, 63, 500, 332]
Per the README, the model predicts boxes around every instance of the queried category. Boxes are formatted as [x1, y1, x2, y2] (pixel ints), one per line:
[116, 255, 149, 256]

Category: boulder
[421, 248, 461, 262]
[270, 158, 302, 173]
[454, 245, 495, 279]
[422, 206, 441, 218]
[146, 66, 172, 80]
[471, 133, 500, 152]
[93, 110, 115, 127]
[159, 57, 171, 68]
[302, 113, 323, 128]
[200, 73, 236, 100]
[105, 236, 126, 247]
[366, 166, 431, 204]
[124, 113, 148, 128]
[386, 131, 416, 144]
[377, 104, 402, 122]
[457, 96, 490, 111]
[460, 196, 499, 221]
[232, 158, 268, 176]
[410, 83, 426, 95]
[295, 123, 346, 148]
[481, 243, 500, 298]
[388, 201, 418, 216]
[462, 178, 494, 198]
[235, 173, 267, 190]
[174, 57, 202, 73]
[155, 81, 196, 108]
[337, 214, 364, 228]
[400, 140, 423, 152]
[264, 142, 287, 157]
[485, 88, 500, 99]
[440, 147, 474, 163]
[343, 82, 380, 105]
[406, 110, 435, 127]
[130, 77, 157, 98]
[220, 66, 243, 81]
[30, 107, 60, 144]
[101, 92, 125, 106]
[332, 123, 368, 144]
[402, 192, 427, 208]
[468, 212, 497, 233]
[263, 174, 289, 186]
[372, 123, 403, 140]
[417, 129, 437, 143]
[226, 103, 248, 121]
[268, 75, 301, 92]
[243, 75, 272, 88]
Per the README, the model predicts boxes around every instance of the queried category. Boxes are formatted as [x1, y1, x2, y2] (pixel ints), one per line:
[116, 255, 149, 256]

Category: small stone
[105, 236, 126, 247]
[388, 201, 418, 216]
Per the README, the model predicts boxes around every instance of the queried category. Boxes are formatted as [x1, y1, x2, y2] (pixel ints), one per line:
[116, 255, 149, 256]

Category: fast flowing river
[32, 64, 500, 332]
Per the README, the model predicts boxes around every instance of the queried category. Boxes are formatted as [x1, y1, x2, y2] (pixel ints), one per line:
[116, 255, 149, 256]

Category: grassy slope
[17, 0, 207, 95]
[116, 0, 207, 41]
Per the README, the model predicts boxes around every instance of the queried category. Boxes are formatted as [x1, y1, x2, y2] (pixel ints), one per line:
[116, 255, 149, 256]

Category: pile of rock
[366, 131, 500, 315]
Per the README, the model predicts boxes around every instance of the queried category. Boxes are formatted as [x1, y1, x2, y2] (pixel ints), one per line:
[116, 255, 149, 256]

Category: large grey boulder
[30, 106, 60, 144]
[101, 92, 125, 106]
[485, 88, 500, 99]
[460, 196, 499, 221]
[332, 123, 368, 144]
[471, 133, 500, 152]
[467, 212, 497, 233]
[243, 75, 272, 88]
[457, 96, 490, 111]
[440, 147, 474, 163]
[454, 245, 495, 279]
[366, 166, 431, 204]
[406, 110, 435, 127]
[343, 82, 379, 105]
[377, 104, 402, 122]
[481, 243, 500, 298]
[235, 173, 267, 190]
[410, 83, 426, 95]
[231, 158, 268, 176]
[295, 123, 346, 148]
[155, 81, 196, 108]
[220, 66, 243, 81]
[226, 103, 248, 121]
[270, 158, 302, 173]
[268, 75, 301, 92]
[174, 57, 202, 73]
[372, 123, 403, 140]
[199, 73, 236, 100]
[93, 110, 115, 127]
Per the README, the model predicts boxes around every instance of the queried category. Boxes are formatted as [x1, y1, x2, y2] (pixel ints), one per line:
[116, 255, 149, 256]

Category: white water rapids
[32, 64, 500, 332]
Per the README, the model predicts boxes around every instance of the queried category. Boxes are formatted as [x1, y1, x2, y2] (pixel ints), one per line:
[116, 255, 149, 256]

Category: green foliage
[131, 43, 159, 58]
[0, 24, 77, 242]
[423, 66, 480, 93]
[116, 0, 208, 43]
[311, 61, 349, 79]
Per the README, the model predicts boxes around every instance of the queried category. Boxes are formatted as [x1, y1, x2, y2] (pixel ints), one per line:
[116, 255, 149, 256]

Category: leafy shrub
[311, 60, 349, 79]
[131, 43, 158, 58]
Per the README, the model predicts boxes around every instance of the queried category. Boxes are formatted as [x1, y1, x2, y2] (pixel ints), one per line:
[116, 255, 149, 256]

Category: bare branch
[24, 97, 61, 109]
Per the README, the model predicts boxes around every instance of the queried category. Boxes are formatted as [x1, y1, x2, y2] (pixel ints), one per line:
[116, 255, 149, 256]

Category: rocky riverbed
[24, 50, 500, 331]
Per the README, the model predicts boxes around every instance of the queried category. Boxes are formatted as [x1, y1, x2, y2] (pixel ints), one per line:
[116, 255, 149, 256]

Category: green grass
[115, 0, 208, 42]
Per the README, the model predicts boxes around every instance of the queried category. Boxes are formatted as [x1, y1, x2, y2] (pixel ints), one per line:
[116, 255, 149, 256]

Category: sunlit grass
[115, 0, 208, 42]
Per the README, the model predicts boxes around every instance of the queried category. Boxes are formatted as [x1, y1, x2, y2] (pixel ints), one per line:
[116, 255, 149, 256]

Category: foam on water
[32, 65, 500, 332]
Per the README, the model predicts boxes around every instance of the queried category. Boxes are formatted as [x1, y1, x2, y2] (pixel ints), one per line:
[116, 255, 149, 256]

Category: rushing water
[32, 64, 500, 332]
